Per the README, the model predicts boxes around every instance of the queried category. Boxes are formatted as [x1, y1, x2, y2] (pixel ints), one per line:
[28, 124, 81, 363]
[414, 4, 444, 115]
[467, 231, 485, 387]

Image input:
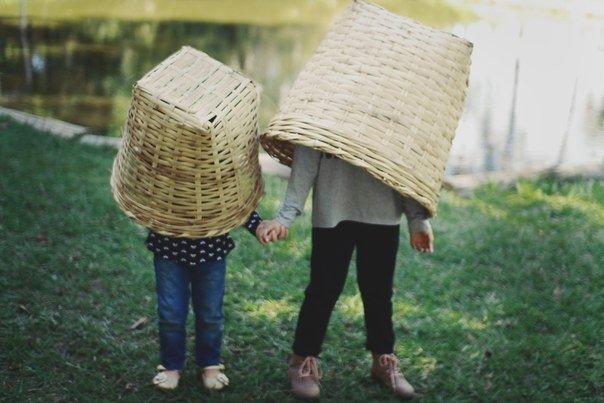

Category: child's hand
[256, 220, 289, 244]
[410, 231, 434, 253]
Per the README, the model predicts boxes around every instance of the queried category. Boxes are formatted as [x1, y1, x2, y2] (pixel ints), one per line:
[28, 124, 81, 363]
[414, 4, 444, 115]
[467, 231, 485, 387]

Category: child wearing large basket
[258, 1, 472, 399]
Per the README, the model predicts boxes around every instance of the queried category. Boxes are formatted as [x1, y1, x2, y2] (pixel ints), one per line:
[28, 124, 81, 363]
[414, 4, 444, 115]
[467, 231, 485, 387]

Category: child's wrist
[275, 216, 291, 229]
[408, 218, 431, 235]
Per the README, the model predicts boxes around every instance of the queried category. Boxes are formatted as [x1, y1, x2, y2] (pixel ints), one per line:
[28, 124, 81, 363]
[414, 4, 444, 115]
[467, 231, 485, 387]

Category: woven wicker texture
[111, 46, 263, 237]
[261, 0, 473, 216]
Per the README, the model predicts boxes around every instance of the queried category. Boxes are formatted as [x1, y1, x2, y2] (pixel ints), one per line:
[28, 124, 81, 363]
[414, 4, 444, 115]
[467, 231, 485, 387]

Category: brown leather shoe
[288, 353, 321, 399]
[371, 353, 415, 400]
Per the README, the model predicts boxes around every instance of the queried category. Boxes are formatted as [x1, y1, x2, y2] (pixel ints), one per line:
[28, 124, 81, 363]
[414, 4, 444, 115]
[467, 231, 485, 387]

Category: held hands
[256, 219, 432, 251]
[256, 220, 289, 245]
[410, 230, 434, 253]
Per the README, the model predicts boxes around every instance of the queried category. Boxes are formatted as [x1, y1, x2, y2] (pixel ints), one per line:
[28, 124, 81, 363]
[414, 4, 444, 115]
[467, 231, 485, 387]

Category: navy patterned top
[146, 211, 261, 266]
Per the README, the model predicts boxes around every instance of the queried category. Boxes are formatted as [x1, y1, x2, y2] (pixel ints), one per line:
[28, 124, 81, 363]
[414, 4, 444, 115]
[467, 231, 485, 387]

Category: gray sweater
[276, 145, 431, 234]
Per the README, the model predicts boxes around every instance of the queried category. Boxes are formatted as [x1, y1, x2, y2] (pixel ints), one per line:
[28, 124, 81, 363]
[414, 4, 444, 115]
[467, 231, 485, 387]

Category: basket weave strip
[261, 0, 473, 216]
[111, 46, 263, 237]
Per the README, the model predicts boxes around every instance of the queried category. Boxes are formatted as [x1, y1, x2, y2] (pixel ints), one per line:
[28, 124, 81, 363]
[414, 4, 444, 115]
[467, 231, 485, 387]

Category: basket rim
[260, 126, 439, 218]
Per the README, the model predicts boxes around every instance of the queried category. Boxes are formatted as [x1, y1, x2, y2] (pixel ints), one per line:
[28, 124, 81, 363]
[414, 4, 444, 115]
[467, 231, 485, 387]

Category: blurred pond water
[1, 0, 603, 174]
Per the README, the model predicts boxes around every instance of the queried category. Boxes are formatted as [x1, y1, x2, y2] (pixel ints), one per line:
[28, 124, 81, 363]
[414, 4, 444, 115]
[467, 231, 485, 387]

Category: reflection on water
[450, 10, 604, 173]
[0, 18, 323, 134]
[1, 2, 603, 174]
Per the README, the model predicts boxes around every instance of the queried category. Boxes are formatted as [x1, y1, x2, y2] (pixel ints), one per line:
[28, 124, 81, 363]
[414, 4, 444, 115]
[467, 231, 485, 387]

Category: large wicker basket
[111, 46, 263, 237]
[261, 0, 473, 217]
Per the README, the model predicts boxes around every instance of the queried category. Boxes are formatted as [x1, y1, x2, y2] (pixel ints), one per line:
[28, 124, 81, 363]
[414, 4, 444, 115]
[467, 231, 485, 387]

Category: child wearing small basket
[147, 216, 285, 391]
[109, 47, 288, 393]
[259, 146, 434, 400]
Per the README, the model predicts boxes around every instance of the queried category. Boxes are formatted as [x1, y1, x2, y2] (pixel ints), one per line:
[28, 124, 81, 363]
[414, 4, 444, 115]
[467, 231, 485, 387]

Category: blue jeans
[154, 256, 226, 370]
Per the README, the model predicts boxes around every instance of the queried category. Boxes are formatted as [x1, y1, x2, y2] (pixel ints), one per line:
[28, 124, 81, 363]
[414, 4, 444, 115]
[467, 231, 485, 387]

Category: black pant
[293, 221, 400, 356]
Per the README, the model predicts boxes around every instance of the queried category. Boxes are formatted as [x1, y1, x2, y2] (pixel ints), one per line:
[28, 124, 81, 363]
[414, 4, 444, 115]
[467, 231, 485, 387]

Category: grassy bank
[0, 117, 602, 402]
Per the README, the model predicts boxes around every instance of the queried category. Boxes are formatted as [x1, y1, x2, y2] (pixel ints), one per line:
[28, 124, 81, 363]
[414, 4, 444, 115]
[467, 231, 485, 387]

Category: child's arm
[275, 145, 321, 228]
[257, 145, 320, 244]
[402, 197, 434, 253]
[244, 211, 262, 235]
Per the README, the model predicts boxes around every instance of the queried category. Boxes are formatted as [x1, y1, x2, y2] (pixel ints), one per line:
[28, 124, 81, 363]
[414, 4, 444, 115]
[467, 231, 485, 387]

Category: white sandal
[152, 364, 180, 390]
[201, 364, 229, 391]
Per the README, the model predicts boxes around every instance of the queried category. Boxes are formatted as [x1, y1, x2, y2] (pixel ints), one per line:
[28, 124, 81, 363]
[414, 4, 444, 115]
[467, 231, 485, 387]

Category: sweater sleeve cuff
[407, 218, 432, 235]
[276, 205, 299, 228]
[244, 211, 262, 235]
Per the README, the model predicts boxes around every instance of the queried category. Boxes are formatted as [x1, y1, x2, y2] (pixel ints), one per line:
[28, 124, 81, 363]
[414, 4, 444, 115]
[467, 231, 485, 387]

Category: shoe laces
[298, 356, 322, 381]
[378, 354, 402, 391]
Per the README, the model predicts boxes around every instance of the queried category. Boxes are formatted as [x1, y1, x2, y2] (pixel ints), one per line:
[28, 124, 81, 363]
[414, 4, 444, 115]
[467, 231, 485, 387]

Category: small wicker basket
[261, 0, 473, 216]
[111, 46, 263, 237]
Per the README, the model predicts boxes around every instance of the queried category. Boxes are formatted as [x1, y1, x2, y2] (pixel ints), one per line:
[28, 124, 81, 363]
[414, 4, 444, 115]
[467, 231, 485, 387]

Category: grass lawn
[0, 116, 602, 402]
